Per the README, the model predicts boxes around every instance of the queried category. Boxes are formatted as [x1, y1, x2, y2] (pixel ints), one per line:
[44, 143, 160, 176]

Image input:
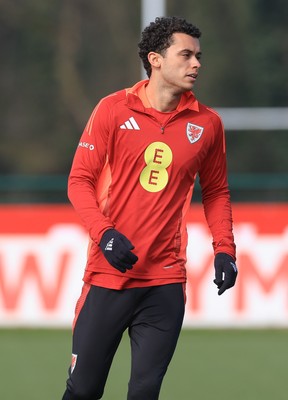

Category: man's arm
[68, 99, 138, 272]
[68, 99, 115, 244]
[198, 115, 237, 294]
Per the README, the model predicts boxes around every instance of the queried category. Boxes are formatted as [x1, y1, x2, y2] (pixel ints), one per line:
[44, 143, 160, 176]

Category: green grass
[0, 328, 287, 399]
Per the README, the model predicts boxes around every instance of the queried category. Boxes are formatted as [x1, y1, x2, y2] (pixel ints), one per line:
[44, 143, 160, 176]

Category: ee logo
[139, 142, 173, 192]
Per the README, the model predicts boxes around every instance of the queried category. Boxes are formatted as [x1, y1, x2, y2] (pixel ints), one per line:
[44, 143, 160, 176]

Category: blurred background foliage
[0, 0, 287, 202]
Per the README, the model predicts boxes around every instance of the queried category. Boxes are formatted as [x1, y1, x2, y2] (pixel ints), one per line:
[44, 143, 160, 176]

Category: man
[62, 16, 237, 400]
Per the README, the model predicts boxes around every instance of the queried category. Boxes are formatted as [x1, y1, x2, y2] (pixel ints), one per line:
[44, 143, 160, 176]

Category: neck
[145, 80, 182, 112]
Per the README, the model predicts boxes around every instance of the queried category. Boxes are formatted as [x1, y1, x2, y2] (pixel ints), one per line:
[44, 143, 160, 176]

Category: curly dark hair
[138, 16, 201, 78]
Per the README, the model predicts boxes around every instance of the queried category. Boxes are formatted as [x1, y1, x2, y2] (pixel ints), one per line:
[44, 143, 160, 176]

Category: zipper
[128, 106, 186, 135]
[154, 111, 188, 134]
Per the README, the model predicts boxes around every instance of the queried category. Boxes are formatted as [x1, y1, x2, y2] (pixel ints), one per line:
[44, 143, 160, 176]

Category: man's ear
[147, 52, 162, 69]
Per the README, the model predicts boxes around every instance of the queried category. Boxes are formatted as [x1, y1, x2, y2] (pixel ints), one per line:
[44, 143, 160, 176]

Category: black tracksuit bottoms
[62, 282, 185, 399]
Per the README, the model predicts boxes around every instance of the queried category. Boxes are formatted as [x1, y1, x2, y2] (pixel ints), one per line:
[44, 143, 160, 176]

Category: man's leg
[62, 284, 134, 400]
[127, 283, 185, 400]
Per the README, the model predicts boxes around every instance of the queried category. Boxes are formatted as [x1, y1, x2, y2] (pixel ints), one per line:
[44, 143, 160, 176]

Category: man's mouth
[187, 73, 198, 79]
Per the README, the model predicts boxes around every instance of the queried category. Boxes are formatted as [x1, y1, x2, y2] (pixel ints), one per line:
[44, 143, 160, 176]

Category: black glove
[99, 229, 138, 273]
[214, 252, 238, 295]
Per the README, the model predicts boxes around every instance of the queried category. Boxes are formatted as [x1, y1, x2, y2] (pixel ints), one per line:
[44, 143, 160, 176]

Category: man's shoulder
[197, 101, 222, 120]
[195, 101, 224, 130]
[97, 88, 127, 109]
[84, 89, 128, 131]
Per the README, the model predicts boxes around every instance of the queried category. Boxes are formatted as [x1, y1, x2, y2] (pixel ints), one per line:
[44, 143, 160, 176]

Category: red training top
[68, 80, 236, 289]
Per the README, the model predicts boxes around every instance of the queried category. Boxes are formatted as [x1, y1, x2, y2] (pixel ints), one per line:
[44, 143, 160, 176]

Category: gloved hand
[214, 252, 238, 295]
[99, 229, 138, 273]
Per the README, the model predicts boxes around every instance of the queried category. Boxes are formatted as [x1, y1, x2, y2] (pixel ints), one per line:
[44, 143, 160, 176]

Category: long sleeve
[198, 115, 236, 259]
[68, 99, 115, 244]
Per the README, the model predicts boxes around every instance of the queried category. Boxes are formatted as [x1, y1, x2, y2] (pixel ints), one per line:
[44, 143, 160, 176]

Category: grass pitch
[0, 328, 287, 399]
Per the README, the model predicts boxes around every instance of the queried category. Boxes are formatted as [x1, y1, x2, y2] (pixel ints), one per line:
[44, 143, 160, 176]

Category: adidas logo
[105, 238, 114, 251]
[120, 117, 140, 130]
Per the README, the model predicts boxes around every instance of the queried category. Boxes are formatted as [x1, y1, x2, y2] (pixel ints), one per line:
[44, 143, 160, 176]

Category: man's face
[157, 32, 202, 93]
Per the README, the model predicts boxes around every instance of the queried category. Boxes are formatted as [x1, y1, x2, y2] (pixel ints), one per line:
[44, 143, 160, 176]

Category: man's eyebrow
[179, 49, 202, 56]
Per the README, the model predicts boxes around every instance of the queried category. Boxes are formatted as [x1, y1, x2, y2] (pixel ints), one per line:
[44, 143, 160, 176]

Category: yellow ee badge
[139, 142, 173, 192]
